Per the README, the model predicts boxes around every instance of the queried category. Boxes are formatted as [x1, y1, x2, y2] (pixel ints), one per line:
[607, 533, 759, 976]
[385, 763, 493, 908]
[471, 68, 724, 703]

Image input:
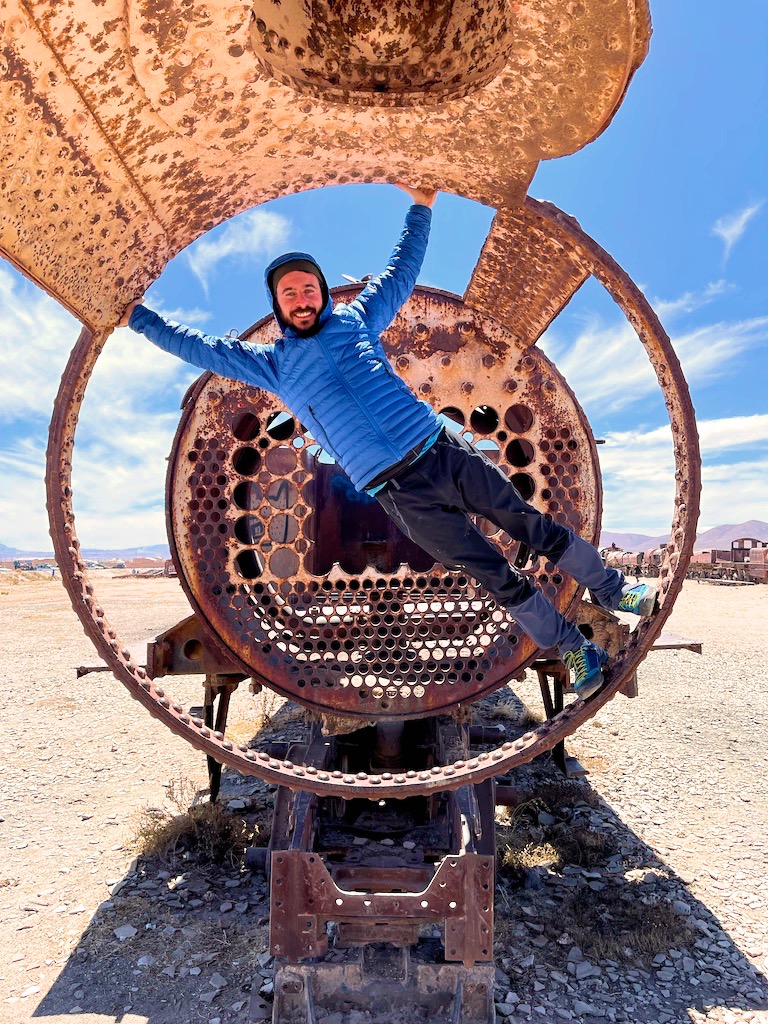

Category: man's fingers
[394, 181, 438, 207]
[117, 298, 143, 327]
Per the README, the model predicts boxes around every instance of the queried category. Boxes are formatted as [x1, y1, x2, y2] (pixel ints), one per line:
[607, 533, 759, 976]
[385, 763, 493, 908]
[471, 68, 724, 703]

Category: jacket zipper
[316, 335, 401, 461]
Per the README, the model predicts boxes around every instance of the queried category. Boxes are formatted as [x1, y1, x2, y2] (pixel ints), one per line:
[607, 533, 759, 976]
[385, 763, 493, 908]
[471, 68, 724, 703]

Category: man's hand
[395, 181, 438, 208]
[117, 297, 144, 328]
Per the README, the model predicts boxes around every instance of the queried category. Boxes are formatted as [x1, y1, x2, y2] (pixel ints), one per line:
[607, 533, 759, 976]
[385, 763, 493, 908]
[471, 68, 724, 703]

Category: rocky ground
[0, 572, 766, 1024]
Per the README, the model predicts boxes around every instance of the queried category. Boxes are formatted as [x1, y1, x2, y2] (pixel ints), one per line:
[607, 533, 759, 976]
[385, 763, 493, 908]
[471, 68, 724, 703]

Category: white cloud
[697, 413, 768, 452]
[653, 279, 731, 320]
[712, 201, 764, 261]
[153, 303, 212, 327]
[597, 414, 768, 535]
[186, 209, 291, 293]
[541, 308, 768, 416]
[0, 264, 80, 423]
[0, 270, 205, 549]
[0, 441, 51, 551]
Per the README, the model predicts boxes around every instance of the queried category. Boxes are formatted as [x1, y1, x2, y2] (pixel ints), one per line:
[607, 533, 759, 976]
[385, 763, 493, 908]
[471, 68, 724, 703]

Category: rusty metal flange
[46, 198, 700, 799]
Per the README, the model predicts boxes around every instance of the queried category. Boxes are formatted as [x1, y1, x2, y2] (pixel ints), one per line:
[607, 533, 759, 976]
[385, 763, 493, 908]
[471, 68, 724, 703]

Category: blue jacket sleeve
[128, 306, 280, 392]
[349, 204, 432, 334]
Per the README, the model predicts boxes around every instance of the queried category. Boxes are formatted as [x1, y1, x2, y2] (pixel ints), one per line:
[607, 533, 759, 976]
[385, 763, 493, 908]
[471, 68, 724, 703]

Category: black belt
[365, 431, 439, 492]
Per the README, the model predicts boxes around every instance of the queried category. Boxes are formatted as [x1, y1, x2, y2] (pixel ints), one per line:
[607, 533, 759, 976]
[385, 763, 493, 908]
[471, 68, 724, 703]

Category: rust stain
[17, 0, 698, 798]
[2, 0, 649, 326]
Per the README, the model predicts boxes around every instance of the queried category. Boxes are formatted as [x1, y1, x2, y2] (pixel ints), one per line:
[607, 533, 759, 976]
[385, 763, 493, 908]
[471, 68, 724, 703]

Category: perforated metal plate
[166, 286, 601, 719]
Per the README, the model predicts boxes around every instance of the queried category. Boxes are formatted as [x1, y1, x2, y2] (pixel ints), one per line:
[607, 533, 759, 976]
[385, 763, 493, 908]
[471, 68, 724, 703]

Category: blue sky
[1, 2, 766, 551]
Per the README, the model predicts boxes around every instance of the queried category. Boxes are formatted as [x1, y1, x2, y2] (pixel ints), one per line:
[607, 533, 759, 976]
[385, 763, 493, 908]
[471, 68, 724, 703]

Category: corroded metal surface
[46, 198, 701, 799]
[1, 0, 649, 329]
[464, 203, 590, 346]
[166, 286, 601, 719]
[271, 851, 494, 964]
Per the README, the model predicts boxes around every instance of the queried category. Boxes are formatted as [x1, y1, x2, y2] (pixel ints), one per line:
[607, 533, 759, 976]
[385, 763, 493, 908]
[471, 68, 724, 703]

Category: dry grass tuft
[562, 885, 697, 964]
[484, 701, 544, 729]
[134, 776, 254, 866]
[546, 825, 619, 869]
[495, 790, 617, 877]
[534, 780, 600, 812]
[134, 802, 254, 865]
[496, 799, 557, 876]
[499, 838, 560, 874]
[519, 705, 545, 729]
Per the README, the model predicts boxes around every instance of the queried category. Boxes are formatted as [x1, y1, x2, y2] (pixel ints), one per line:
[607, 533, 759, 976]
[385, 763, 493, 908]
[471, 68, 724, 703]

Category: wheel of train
[48, 197, 700, 799]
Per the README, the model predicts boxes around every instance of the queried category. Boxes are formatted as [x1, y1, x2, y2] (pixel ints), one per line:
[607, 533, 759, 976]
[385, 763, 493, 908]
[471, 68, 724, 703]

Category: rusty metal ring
[47, 197, 700, 798]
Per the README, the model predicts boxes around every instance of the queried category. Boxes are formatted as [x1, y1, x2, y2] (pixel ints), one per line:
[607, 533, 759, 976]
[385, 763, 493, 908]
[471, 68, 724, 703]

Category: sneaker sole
[574, 669, 606, 701]
[634, 591, 659, 616]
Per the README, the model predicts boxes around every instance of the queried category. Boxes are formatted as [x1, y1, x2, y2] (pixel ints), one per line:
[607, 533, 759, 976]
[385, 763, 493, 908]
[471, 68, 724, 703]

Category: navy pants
[374, 430, 624, 655]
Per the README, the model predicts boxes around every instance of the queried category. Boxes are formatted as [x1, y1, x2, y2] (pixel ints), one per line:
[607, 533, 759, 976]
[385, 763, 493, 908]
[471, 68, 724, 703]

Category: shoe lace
[563, 647, 587, 677]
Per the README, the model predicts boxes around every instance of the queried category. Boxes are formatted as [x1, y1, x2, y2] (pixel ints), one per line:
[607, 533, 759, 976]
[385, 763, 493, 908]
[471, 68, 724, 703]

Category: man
[120, 182, 657, 699]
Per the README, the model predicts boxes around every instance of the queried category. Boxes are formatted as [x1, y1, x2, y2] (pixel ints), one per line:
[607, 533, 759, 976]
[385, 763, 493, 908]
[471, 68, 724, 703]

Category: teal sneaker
[563, 640, 610, 700]
[617, 583, 658, 617]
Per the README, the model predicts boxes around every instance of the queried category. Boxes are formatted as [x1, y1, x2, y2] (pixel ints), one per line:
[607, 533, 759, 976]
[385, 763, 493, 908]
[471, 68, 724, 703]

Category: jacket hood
[264, 251, 332, 335]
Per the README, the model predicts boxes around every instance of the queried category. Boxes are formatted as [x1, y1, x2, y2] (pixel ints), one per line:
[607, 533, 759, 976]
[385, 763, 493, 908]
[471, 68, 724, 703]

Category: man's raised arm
[350, 181, 439, 333]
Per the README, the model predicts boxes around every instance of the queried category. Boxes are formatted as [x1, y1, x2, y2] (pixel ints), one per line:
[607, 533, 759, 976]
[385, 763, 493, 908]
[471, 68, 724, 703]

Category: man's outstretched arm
[350, 182, 438, 333]
[117, 301, 280, 392]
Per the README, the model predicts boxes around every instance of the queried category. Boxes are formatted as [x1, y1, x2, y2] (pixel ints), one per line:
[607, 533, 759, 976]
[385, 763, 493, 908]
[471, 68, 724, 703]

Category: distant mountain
[694, 520, 768, 550]
[600, 520, 768, 554]
[599, 531, 669, 551]
[4, 520, 767, 562]
[76, 543, 171, 560]
[0, 542, 171, 561]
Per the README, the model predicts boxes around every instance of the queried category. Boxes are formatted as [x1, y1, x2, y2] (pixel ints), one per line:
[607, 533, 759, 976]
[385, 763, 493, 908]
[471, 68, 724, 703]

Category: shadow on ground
[29, 698, 768, 1024]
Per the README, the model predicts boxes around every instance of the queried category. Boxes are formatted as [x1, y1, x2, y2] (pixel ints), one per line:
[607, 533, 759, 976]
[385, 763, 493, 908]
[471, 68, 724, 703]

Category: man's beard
[288, 307, 319, 335]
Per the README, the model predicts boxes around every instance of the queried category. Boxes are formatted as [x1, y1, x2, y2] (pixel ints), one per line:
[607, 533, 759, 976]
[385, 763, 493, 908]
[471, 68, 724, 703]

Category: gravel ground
[0, 572, 766, 1024]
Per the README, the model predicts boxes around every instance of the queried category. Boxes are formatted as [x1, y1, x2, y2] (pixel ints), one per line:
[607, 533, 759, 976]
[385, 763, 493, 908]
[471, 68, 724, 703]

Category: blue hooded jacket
[128, 204, 441, 491]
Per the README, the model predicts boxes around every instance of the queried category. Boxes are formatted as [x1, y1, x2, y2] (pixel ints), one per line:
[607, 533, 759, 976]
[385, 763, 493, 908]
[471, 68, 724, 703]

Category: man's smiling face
[276, 270, 323, 333]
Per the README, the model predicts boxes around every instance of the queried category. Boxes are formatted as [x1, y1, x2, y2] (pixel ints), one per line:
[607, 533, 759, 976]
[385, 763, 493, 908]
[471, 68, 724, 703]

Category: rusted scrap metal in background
[686, 538, 768, 584]
[602, 538, 768, 584]
[1, 0, 704, 1020]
